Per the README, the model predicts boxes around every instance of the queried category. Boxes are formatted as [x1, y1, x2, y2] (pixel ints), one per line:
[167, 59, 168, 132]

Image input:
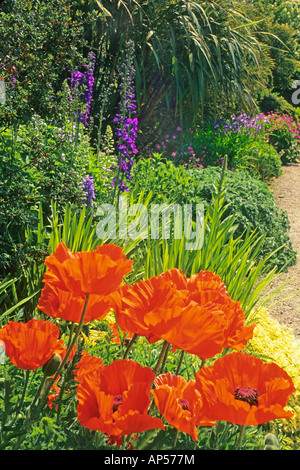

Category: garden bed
[1, 0, 300, 453]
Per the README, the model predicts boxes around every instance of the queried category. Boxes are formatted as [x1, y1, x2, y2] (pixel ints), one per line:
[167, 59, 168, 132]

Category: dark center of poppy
[178, 398, 189, 410]
[113, 394, 123, 412]
[234, 386, 259, 407]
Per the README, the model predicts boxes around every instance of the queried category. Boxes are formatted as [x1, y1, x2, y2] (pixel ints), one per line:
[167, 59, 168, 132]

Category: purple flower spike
[80, 174, 96, 207]
[70, 52, 96, 125]
[113, 40, 138, 192]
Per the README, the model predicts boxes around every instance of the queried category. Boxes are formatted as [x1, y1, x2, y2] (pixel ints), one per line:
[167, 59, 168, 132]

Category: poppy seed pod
[264, 433, 279, 449]
[43, 353, 62, 377]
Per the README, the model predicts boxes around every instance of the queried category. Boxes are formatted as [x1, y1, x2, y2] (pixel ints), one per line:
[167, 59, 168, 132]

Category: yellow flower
[247, 308, 300, 389]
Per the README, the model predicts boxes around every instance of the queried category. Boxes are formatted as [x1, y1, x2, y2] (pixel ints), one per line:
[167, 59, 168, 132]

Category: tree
[80, 0, 262, 144]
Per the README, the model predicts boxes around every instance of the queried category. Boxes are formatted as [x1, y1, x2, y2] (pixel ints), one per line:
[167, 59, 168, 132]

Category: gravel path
[265, 162, 300, 337]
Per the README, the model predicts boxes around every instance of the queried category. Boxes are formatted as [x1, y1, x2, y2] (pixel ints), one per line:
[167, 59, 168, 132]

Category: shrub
[130, 154, 201, 207]
[168, 113, 283, 180]
[234, 136, 282, 181]
[0, 115, 94, 278]
[0, 0, 93, 127]
[264, 112, 300, 164]
[130, 157, 296, 272]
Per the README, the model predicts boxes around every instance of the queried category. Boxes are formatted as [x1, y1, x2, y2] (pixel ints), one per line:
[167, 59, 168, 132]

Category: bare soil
[264, 162, 300, 338]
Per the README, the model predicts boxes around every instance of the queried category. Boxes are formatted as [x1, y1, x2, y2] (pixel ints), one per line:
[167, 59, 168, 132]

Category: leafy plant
[264, 112, 300, 164]
[130, 156, 296, 272]
[0, 0, 96, 127]
[0, 114, 97, 278]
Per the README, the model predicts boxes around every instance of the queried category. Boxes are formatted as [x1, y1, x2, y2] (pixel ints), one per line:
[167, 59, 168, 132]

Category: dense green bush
[188, 166, 297, 272]
[0, 0, 93, 127]
[0, 115, 94, 278]
[164, 114, 283, 181]
[264, 113, 300, 164]
[130, 154, 202, 207]
[130, 156, 296, 272]
[235, 136, 282, 181]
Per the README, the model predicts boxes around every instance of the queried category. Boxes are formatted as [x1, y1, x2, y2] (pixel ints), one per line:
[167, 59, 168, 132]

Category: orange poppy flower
[42, 242, 133, 297]
[189, 290, 255, 351]
[0, 319, 63, 371]
[151, 372, 215, 441]
[160, 268, 229, 297]
[195, 352, 296, 425]
[74, 350, 104, 380]
[114, 276, 184, 344]
[76, 358, 164, 441]
[37, 282, 119, 324]
[108, 322, 135, 345]
[160, 268, 255, 352]
[115, 274, 227, 359]
[145, 300, 227, 359]
[115, 268, 255, 359]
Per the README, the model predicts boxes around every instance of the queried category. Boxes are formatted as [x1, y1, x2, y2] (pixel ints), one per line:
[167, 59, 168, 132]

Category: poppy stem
[123, 333, 138, 359]
[36, 294, 90, 414]
[53, 293, 90, 382]
[153, 340, 170, 376]
[237, 424, 246, 449]
[158, 342, 170, 374]
[175, 350, 185, 374]
[173, 429, 179, 448]
[17, 370, 30, 414]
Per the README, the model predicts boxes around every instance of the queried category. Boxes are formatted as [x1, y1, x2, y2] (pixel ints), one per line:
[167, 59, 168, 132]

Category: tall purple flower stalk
[71, 52, 96, 125]
[112, 40, 138, 197]
[80, 174, 96, 208]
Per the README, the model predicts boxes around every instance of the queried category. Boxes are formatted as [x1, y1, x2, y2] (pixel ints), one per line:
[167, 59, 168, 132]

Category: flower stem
[36, 294, 90, 414]
[175, 350, 185, 375]
[153, 340, 170, 376]
[237, 424, 245, 449]
[123, 333, 138, 359]
[16, 369, 30, 414]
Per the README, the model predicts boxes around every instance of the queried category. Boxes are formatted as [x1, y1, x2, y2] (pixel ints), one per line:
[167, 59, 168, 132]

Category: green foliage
[130, 156, 296, 273]
[264, 113, 300, 164]
[0, 115, 94, 278]
[234, 137, 283, 181]
[130, 154, 201, 207]
[189, 166, 297, 272]
[0, 0, 96, 126]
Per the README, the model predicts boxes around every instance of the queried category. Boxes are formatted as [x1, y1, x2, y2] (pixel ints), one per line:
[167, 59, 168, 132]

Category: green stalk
[16, 370, 30, 414]
[237, 424, 246, 449]
[123, 333, 139, 359]
[40, 293, 90, 401]
[153, 340, 170, 376]
[175, 350, 185, 375]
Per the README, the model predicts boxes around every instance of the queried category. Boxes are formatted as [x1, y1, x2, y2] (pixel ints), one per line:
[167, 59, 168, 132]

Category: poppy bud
[42, 353, 62, 377]
[264, 433, 279, 449]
